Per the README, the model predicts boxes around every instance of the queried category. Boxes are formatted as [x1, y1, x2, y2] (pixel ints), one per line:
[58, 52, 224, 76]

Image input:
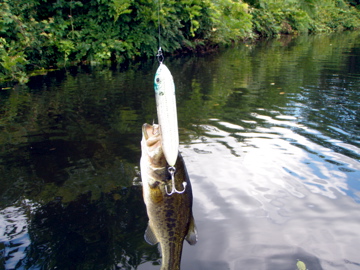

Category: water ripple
[0, 200, 37, 269]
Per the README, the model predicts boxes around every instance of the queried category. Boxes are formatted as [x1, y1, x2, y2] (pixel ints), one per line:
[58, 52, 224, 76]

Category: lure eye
[156, 77, 160, 83]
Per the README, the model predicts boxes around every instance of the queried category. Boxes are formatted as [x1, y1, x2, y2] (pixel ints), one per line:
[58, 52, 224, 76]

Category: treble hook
[157, 47, 164, 63]
[165, 166, 187, 195]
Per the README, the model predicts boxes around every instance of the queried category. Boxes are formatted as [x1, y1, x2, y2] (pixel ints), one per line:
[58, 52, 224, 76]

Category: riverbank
[1, 0, 360, 83]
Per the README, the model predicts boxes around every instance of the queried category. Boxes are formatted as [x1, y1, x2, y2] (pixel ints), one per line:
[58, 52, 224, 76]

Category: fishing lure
[154, 62, 179, 168]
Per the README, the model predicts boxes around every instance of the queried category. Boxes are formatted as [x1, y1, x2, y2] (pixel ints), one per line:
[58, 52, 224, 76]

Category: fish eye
[156, 78, 160, 83]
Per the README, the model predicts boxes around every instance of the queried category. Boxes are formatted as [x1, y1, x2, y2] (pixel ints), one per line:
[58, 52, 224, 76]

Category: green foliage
[313, 0, 360, 31]
[248, 0, 360, 36]
[210, 0, 253, 43]
[250, 0, 315, 36]
[0, 38, 29, 83]
[0, 0, 217, 82]
[1, 0, 360, 83]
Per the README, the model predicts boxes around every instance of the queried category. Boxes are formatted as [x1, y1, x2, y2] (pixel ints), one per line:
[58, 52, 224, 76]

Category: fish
[154, 63, 179, 167]
[140, 123, 197, 270]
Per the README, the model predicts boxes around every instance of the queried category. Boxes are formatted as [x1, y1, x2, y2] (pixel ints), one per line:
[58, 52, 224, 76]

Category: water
[1, 32, 360, 270]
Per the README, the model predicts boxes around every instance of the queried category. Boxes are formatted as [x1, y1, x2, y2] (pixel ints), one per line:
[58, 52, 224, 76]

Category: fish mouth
[142, 123, 162, 148]
[142, 123, 163, 163]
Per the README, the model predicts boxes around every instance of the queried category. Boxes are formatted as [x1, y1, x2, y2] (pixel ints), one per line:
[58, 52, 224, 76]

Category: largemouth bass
[140, 123, 197, 270]
[154, 63, 179, 167]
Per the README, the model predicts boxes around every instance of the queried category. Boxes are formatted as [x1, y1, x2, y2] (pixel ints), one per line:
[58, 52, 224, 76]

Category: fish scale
[140, 123, 198, 270]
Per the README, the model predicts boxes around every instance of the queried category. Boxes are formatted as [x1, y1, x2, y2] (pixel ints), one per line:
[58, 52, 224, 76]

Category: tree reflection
[24, 188, 159, 270]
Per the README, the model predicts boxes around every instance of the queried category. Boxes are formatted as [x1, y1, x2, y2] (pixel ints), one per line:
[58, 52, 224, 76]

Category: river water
[1, 32, 360, 270]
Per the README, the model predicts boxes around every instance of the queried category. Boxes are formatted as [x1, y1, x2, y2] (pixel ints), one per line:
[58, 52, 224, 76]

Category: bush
[1, 0, 359, 83]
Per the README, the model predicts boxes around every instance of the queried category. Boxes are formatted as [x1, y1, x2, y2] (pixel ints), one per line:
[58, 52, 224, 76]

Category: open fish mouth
[142, 123, 162, 153]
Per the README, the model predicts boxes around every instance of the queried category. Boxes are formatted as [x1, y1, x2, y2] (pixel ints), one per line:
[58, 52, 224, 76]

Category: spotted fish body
[140, 123, 197, 270]
[154, 63, 179, 167]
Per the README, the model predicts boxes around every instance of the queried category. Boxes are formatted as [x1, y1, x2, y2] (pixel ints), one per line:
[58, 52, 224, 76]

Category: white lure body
[154, 63, 179, 167]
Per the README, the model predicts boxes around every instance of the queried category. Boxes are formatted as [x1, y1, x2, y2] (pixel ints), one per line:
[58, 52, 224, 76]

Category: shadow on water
[1, 31, 360, 269]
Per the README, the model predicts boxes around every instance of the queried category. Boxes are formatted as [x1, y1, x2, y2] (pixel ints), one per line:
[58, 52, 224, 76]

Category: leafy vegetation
[1, 0, 359, 83]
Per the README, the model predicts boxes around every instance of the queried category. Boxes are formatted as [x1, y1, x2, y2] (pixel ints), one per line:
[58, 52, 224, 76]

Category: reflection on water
[1, 32, 360, 269]
[0, 200, 35, 269]
[1, 189, 159, 269]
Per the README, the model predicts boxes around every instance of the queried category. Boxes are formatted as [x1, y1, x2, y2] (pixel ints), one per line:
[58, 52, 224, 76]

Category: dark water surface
[1, 32, 360, 270]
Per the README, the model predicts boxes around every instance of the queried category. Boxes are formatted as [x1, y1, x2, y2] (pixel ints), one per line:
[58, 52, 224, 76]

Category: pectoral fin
[185, 216, 198, 245]
[144, 224, 158, 245]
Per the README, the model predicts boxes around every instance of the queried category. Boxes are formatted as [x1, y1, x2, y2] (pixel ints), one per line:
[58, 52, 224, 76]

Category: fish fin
[144, 224, 158, 245]
[185, 216, 198, 245]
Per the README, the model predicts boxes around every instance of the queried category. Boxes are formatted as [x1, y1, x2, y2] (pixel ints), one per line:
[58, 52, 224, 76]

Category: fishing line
[157, 0, 164, 63]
